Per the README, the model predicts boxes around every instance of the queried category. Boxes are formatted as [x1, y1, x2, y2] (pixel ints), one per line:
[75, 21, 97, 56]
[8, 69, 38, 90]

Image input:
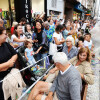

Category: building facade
[93, 0, 100, 20]
[47, 0, 65, 19]
[64, 0, 95, 21]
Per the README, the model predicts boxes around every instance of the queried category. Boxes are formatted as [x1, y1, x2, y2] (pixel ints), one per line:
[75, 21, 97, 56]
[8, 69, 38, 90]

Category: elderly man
[28, 52, 82, 100]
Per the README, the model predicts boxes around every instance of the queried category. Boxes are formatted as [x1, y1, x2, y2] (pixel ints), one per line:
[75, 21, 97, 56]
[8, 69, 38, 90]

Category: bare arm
[49, 67, 58, 74]
[54, 37, 65, 45]
[45, 92, 53, 100]
[13, 37, 26, 42]
[13, 37, 32, 43]
[25, 52, 28, 61]
[36, 46, 43, 54]
[0, 54, 17, 71]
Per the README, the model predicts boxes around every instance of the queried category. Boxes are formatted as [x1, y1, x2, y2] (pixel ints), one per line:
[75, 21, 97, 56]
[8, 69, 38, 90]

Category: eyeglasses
[66, 41, 71, 42]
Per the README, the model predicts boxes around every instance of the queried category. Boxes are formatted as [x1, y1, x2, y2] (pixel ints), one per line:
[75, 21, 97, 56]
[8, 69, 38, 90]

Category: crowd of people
[0, 13, 96, 100]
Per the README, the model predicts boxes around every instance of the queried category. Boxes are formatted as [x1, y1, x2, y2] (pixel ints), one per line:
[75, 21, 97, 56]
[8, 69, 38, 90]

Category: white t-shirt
[84, 40, 92, 50]
[11, 34, 25, 49]
[81, 23, 88, 30]
[53, 32, 63, 47]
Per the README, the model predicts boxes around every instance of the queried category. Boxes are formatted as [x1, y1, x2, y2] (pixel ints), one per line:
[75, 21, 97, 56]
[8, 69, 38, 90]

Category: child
[84, 33, 93, 50]
[24, 41, 39, 69]
[84, 33, 95, 57]
[77, 40, 84, 50]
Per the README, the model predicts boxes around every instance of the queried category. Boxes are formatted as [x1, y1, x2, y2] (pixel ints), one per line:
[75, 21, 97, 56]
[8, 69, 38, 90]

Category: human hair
[55, 24, 63, 33]
[25, 24, 32, 32]
[14, 24, 22, 37]
[43, 21, 49, 30]
[20, 17, 27, 22]
[24, 41, 30, 47]
[77, 47, 91, 62]
[78, 36, 84, 42]
[74, 20, 78, 23]
[66, 36, 74, 45]
[85, 33, 91, 37]
[12, 21, 18, 27]
[0, 27, 5, 35]
[78, 28, 81, 32]
[63, 24, 66, 28]
[34, 20, 44, 33]
[52, 52, 69, 66]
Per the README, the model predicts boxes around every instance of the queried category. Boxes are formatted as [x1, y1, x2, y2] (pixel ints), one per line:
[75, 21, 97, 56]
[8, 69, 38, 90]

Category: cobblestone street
[86, 47, 100, 100]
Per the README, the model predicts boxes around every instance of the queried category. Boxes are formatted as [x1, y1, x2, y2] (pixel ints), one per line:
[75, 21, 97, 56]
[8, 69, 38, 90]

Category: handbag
[49, 42, 57, 55]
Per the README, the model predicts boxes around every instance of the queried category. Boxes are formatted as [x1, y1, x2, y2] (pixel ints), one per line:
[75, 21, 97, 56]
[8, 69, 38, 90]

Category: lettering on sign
[25, 0, 29, 22]
[25, 4, 28, 9]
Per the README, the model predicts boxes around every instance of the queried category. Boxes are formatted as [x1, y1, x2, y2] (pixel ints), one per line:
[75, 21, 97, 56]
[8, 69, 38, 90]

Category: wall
[32, 0, 44, 14]
[0, 0, 9, 11]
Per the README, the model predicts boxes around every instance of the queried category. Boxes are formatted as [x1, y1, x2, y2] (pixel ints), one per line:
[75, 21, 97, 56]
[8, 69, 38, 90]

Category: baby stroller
[17, 45, 50, 86]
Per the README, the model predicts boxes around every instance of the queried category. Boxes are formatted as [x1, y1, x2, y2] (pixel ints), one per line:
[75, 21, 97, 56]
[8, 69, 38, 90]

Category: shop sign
[74, 3, 84, 12]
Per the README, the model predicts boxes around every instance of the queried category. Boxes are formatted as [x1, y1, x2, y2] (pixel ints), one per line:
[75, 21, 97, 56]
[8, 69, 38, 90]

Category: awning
[74, 3, 84, 12]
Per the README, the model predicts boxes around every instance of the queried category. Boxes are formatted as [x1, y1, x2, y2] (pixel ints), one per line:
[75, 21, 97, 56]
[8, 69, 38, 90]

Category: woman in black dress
[0, 27, 17, 99]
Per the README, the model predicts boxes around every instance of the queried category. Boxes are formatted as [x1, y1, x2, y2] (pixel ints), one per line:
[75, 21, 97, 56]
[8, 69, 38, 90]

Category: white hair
[66, 36, 74, 45]
[52, 52, 68, 66]
[12, 21, 18, 27]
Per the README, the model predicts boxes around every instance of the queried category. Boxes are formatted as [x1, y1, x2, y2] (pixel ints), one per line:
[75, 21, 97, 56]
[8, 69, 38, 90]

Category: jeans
[36, 53, 47, 66]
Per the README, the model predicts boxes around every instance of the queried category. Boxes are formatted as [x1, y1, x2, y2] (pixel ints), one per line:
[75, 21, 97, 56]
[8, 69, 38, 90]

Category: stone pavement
[86, 47, 100, 100]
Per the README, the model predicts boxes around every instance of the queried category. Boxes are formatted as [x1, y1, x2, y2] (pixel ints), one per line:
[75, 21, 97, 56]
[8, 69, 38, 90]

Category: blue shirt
[25, 48, 34, 60]
[62, 45, 78, 60]
[44, 25, 55, 42]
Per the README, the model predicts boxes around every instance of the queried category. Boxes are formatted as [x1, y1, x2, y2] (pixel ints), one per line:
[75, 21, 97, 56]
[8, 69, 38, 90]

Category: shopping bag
[46, 56, 50, 69]
[49, 42, 57, 55]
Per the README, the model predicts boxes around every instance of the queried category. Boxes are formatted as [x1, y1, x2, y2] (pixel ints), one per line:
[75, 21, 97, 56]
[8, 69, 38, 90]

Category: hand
[35, 39, 38, 42]
[26, 39, 33, 43]
[26, 58, 29, 61]
[45, 95, 53, 100]
[43, 74, 49, 80]
[33, 39, 38, 43]
[49, 69, 56, 74]
[13, 44, 19, 48]
[35, 50, 39, 54]
[80, 73, 84, 80]
[32, 52, 35, 55]
[7, 59, 15, 68]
